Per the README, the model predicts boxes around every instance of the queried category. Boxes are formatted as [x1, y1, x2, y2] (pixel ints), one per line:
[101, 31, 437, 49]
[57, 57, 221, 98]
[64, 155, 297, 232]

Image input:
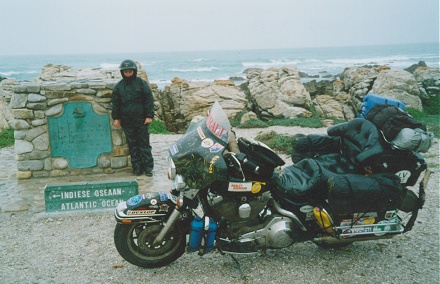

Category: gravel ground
[0, 127, 438, 284]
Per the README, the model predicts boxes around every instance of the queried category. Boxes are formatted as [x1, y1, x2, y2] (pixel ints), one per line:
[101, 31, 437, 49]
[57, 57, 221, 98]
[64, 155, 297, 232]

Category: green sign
[44, 180, 138, 213]
[48, 101, 112, 169]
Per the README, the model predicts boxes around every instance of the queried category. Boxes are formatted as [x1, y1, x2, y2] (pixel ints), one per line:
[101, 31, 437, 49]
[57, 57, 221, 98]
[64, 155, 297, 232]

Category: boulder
[404, 61, 427, 74]
[341, 67, 377, 98]
[313, 94, 355, 121]
[369, 70, 422, 110]
[414, 67, 440, 96]
[157, 79, 247, 133]
[303, 79, 334, 97]
[240, 111, 258, 124]
[34, 62, 150, 83]
[247, 66, 312, 119]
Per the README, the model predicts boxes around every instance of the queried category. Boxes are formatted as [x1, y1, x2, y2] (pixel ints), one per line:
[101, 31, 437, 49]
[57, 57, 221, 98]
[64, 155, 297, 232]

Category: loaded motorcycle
[114, 101, 432, 268]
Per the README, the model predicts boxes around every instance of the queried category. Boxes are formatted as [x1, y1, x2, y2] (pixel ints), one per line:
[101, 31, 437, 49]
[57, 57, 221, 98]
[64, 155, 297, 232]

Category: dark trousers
[123, 124, 154, 173]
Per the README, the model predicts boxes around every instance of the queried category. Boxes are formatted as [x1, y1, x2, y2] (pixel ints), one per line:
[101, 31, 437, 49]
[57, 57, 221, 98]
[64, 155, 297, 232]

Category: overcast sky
[0, 0, 438, 56]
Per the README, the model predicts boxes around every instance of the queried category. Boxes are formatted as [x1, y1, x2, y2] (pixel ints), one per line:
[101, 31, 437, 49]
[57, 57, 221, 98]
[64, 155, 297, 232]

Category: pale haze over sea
[0, 42, 438, 89]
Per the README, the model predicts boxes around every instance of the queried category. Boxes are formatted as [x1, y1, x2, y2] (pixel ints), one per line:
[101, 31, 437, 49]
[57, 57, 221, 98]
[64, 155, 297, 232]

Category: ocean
[0, 42, 438, 89]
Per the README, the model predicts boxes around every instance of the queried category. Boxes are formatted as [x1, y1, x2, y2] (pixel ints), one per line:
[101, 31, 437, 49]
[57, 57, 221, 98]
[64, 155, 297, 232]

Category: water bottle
[189, 216, 203, 252]
[204, 217, 217, 252]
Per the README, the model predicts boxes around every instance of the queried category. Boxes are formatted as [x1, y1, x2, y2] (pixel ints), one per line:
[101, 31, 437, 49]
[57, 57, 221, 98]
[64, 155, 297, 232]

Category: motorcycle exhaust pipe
[270, 199, 307, 232]
[313, 234, 395, 246]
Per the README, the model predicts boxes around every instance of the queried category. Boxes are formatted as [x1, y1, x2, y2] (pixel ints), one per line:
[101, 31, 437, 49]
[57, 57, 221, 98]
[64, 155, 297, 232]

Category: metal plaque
[48, 102, 112, 169]
[44, 180, 138, 213]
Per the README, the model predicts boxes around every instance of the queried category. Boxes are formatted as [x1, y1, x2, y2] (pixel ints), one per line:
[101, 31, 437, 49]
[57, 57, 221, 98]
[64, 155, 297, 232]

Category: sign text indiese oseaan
[59, 188, 123, 199]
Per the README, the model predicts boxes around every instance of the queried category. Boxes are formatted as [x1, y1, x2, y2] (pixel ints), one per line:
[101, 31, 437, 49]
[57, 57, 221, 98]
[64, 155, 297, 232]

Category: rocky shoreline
[0, 61, 438, 180]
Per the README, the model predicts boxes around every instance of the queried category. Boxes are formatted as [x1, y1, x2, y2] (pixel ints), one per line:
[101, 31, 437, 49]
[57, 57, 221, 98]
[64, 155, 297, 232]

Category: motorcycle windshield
[168, 102, 231, 189]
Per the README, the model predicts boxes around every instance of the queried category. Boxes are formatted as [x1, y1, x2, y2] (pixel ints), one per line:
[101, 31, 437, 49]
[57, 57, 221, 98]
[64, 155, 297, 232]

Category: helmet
[119, 59, 137, 71]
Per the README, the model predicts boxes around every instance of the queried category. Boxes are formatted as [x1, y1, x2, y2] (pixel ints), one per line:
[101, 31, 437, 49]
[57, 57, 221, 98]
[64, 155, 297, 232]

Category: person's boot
[133, 166, 143, 176]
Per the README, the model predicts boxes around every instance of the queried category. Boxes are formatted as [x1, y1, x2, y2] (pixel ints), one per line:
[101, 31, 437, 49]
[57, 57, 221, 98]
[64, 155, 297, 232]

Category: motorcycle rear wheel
[114, 222, 186, 268]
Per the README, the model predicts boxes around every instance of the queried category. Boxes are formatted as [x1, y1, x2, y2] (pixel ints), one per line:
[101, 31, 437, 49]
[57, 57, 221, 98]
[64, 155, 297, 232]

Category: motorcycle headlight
[167, 155, 176, 180]
[174, 174, 186, 191]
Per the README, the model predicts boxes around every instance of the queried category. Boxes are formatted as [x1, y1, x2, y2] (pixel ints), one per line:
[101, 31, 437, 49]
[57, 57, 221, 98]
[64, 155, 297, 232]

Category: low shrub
[0, 128, 14, 149]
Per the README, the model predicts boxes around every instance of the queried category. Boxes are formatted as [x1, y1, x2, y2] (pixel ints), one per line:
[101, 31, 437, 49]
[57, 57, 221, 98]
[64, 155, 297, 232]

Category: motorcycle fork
[151, 189, 214, 246]
[152, 208, 181, 246]
[152, 193, 205, 246]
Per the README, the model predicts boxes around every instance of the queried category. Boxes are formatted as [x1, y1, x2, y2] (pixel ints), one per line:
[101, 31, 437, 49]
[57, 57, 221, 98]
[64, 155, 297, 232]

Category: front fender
[114, 192, 177, 223]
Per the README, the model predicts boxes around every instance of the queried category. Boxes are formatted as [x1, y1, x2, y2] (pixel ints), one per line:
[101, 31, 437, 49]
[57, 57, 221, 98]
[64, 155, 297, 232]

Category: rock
[15, 140, 33, 154]
[303, 80, 334, 97]
[0, 95, 13, 129]
[10, 93, 28, 109]
[247, 67, 312, 119]
[413, 67, 440, 96]
[52, 158, 68, 170]
[404, 61, 427, 74]
[229, 76, 245, 81]
[313, 95, 346, 120]
[157, 78, 247, 133]
[17, 160, 44, 171]
[45, 104, 63, 117]
[111, 156, 128, 168]
[12, 119, 31, 130]
[240, 111, 258, 124]
[341, 67, 377, 98]
[369, 70, 422, 110]
[34, 61, 150, 83]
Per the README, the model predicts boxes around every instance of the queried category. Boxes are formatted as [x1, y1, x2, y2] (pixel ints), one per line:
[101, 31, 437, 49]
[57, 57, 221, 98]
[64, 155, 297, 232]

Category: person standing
[111, 59, 155, 176]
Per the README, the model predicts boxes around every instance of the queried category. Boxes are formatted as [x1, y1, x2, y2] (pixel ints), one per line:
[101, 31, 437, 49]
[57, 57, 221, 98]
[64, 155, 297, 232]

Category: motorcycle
[114, 101, 432, 268]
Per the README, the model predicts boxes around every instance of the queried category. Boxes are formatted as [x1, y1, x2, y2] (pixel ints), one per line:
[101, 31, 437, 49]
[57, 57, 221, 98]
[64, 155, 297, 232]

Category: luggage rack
[334, 221, 403, 237]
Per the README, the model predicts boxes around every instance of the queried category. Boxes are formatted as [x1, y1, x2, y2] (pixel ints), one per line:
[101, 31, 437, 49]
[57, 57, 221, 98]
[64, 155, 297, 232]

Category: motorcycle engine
[209, 191, 294, 250]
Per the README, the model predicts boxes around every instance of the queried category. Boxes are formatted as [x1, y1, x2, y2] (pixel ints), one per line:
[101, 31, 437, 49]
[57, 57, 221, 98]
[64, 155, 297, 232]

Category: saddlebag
[368, 147, 427, 186]
[327, 173, 405, 216]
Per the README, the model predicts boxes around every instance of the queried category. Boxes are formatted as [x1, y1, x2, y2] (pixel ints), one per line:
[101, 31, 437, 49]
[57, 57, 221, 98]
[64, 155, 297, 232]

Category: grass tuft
[0, 128, 14, 149]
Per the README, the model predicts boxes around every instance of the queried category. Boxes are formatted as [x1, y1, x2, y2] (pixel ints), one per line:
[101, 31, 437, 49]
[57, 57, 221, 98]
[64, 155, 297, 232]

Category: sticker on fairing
[127, 210, 156, 215]
[228, 182, 252, 192]
[201, 138, 214, 148]
[395, 170, 411, 183]
[159, 204, 170, 212]
[169, 144, 179, 155]
[126, 195, 143, 206]
[300, 205, 314, 213]
[145, 193, 155, 199]
[197, 126, 206, 140]
[159, 192, 169, 202]
[209, 143, 224, 153]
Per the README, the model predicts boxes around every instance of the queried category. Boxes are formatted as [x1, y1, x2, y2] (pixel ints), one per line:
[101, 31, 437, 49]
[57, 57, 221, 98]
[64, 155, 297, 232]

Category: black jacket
[111, 77, 154, 127]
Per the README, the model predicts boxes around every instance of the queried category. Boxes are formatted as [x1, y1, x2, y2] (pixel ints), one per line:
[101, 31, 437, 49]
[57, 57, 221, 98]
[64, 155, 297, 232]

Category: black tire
[114, 222, 186, 268]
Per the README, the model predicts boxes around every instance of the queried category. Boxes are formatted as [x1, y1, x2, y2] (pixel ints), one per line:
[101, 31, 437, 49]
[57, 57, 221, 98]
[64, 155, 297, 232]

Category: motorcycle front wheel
[114, 222, 186, 268]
